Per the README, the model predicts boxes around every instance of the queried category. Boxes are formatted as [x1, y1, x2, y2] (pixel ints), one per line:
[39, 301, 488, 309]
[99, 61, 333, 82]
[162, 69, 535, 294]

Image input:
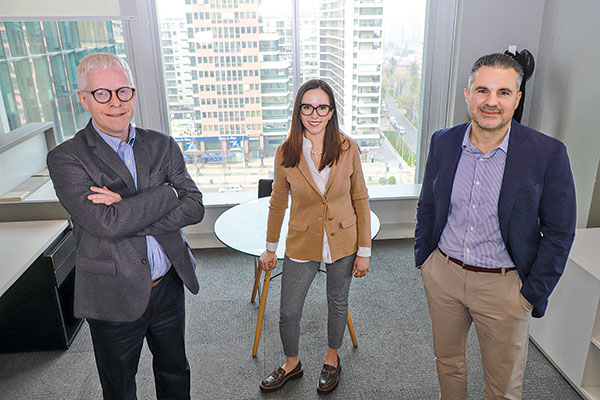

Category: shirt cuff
[357, 246, 371, 258]
[265, 242, 278, 253]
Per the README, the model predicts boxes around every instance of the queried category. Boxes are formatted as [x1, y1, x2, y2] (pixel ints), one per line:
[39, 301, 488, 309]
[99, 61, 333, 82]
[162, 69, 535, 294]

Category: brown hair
[280, 79, 342, 171]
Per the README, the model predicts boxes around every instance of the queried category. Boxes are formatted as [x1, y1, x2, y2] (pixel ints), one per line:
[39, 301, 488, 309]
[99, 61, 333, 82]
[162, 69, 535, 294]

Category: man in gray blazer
[47, 53, 204, 400]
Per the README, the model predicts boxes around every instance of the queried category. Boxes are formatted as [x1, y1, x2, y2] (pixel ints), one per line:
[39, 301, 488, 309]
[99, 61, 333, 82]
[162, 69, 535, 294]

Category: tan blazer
[266, 134, 371, 262]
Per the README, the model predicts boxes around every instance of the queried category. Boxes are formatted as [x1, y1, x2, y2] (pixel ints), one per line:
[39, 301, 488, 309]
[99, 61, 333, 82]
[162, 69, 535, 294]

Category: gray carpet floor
[0, 239, 582, 399]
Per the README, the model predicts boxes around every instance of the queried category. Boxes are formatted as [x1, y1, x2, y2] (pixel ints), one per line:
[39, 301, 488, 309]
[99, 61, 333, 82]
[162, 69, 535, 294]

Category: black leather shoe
[317, 356, 341, 394]
[259, 361, 303, 392]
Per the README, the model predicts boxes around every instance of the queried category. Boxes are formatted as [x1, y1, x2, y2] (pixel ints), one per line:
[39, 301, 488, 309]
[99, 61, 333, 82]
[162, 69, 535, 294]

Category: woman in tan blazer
[258, 79, 371, 394]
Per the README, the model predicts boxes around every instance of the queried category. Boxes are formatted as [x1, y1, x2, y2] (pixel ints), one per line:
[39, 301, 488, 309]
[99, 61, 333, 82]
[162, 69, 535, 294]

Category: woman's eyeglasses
[300, 104, 333, 117]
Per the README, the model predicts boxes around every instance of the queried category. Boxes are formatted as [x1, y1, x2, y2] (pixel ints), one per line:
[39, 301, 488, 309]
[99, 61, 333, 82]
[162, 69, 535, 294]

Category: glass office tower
[0, 21, 124, 141]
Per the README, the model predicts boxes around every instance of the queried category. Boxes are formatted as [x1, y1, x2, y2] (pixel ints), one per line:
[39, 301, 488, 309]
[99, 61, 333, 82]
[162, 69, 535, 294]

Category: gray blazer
[47, 120, 204, 322]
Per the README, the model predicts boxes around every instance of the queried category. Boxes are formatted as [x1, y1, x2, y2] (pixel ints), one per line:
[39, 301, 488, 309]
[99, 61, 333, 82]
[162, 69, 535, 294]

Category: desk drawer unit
[0, 229, 83, 353]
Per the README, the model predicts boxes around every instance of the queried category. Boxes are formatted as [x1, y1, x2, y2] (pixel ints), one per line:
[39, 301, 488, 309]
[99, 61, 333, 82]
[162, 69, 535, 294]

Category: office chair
[258, 178, 273, 198]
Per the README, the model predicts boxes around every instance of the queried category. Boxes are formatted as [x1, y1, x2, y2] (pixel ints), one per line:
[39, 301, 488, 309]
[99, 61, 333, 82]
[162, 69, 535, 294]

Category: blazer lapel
[85, 122, 137, 194]
[437, 127, 465, 217]
[324, 161, 339, 195]
[498, 121, 527, 243]
[324, 136, 350, 195]
[297, 152, 324, 197]
[133, 129, 150, 191]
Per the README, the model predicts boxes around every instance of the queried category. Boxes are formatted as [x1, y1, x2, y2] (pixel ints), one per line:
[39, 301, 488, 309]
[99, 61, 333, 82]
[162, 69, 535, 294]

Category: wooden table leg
[252, 269, 271, 357]
[251, 259, 262, 303]
[347, 309, 358, 347]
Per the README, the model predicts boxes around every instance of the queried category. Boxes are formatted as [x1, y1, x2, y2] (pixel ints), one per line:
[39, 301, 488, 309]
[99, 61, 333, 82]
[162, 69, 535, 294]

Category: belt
[151, 276, 164, 287]
[152, 267, 172, 287]
[438, 248, 516, 274]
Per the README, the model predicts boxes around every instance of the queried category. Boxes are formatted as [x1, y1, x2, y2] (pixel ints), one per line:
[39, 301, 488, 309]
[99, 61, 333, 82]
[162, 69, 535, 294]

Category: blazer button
[328, 217, 334, 221]
[322, 200, 326, 204]
[142, 259, 148, 265]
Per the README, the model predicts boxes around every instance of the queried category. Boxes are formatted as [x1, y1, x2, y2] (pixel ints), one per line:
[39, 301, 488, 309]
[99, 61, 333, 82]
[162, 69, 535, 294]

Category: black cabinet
[0, 228, 83, 353]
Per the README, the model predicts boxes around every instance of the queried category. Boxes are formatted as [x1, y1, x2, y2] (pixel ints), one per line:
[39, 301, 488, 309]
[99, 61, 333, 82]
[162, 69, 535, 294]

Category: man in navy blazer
[415, 53, 576, 399]
[47, 53, 204, 400]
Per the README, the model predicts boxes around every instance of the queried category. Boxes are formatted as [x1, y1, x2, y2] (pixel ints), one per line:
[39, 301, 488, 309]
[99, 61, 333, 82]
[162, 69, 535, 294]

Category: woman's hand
[259, 250, 277, 271]
[352, 256, 370, 278]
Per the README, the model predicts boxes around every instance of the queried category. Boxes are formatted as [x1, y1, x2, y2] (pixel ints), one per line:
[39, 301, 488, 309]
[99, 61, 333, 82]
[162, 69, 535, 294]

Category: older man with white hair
[47, 53, 204, 400]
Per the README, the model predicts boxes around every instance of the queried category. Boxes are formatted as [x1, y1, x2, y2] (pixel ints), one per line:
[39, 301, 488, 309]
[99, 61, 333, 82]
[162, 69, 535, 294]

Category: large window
[156, 0, 427, 194]
[0, 21, 126, 142]
[0, 0, 427, 197]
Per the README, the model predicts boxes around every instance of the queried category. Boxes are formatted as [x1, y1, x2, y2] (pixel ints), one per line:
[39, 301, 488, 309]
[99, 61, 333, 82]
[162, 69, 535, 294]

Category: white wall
[527, 0, 600, 227]
[438, 0, 598, 227]
[449, 0, 546, 125]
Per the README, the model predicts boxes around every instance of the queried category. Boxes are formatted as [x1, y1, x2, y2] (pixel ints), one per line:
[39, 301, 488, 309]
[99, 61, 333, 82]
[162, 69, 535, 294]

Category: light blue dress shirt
[93, 123, 172, 280]
[438, 123, 515, 269]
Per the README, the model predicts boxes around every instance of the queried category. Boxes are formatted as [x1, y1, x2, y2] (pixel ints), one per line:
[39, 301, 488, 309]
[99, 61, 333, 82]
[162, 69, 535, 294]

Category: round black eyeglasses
[300, 104, 333, 117]
[84, 87, 136, 104]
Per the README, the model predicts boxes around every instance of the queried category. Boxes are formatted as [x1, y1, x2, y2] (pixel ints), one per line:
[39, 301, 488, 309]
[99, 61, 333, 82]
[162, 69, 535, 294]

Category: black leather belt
[438, 248, 516, 274]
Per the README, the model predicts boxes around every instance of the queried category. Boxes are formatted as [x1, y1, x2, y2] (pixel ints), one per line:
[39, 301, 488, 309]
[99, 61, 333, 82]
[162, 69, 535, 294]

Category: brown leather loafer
[259, 361, 303, 392]
[317, 356, 341, 393]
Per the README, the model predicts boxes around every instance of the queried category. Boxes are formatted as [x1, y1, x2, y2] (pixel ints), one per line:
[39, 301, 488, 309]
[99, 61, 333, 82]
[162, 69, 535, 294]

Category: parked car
[219, 184, 243, 193]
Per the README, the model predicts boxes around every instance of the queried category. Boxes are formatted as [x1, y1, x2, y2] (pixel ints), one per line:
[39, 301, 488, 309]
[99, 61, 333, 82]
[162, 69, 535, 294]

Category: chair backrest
[258, 179, 273, 198]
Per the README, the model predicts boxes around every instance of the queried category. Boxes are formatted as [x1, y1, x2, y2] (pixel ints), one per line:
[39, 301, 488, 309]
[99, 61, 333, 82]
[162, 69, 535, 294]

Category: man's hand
[88, 186, 123, 206]
[352, 256, 370, 278]
[164, 182, 179, 198]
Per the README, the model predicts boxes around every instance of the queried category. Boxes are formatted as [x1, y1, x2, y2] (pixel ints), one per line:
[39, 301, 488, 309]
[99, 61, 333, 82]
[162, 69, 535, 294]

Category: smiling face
[464, 65, 522, 135]
[299, 88, 333, 140]
[78, 66, 136, 141]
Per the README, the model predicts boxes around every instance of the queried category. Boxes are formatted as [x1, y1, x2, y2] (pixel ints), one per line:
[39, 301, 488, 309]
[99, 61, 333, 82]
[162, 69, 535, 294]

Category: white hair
[76, 53, 135, 91]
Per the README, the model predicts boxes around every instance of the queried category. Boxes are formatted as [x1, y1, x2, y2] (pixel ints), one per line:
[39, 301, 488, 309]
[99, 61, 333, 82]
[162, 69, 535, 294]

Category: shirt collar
[302, 135, 312, 151]
[462, 122, 511, 154]
[92, 121, 135, 151]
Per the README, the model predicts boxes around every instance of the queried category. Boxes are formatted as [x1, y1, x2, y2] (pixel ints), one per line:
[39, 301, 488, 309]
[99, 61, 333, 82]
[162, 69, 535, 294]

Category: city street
[384, 92, 418, 152]
[185, 149, 414, 193]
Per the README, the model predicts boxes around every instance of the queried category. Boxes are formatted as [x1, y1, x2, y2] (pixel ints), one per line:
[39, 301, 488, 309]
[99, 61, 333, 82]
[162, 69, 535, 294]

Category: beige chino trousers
[421, 249, 533, 400]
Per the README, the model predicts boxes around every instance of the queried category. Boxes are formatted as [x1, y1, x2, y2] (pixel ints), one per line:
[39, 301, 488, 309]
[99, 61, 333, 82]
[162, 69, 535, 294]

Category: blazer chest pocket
[340, 215, 356, 229]
[289, 221, 308, 231]
[76, 255, 117, 276]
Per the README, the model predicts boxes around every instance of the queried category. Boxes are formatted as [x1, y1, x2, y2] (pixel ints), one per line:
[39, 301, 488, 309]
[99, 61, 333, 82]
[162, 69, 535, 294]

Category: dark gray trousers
[279, 253, 355, 357]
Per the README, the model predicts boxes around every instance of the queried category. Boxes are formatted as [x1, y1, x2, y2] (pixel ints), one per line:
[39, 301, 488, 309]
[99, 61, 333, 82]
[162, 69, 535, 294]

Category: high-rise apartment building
[299, 12, 320, 82]
[319, 0, 383, 136]
[181, 0, 296, 162]
[185, 0, 263, 162]
[259, 32, 292, 157]
[160, 18, 196, 136]
[261, 14, 319, 83]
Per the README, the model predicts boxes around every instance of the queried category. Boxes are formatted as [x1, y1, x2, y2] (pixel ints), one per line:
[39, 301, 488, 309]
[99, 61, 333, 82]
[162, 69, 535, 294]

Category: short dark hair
[468, 53, 524, 89]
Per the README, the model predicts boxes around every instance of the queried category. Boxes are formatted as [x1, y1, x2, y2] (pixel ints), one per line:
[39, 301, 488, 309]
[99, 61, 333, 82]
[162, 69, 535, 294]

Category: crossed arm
[47, 137, 204, 240]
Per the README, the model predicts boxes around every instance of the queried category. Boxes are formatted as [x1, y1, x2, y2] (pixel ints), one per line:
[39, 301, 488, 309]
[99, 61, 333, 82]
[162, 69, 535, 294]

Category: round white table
[214, 196, 381, 356]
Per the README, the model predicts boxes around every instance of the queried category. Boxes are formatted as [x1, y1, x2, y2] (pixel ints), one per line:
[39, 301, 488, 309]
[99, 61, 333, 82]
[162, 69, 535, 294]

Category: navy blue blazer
[415, 120, 576, 318]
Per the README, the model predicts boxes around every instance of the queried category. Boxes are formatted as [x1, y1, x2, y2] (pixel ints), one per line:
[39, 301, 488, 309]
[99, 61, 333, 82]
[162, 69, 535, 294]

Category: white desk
[530, 228, 600, 399]
[0, 220, 68, 297]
